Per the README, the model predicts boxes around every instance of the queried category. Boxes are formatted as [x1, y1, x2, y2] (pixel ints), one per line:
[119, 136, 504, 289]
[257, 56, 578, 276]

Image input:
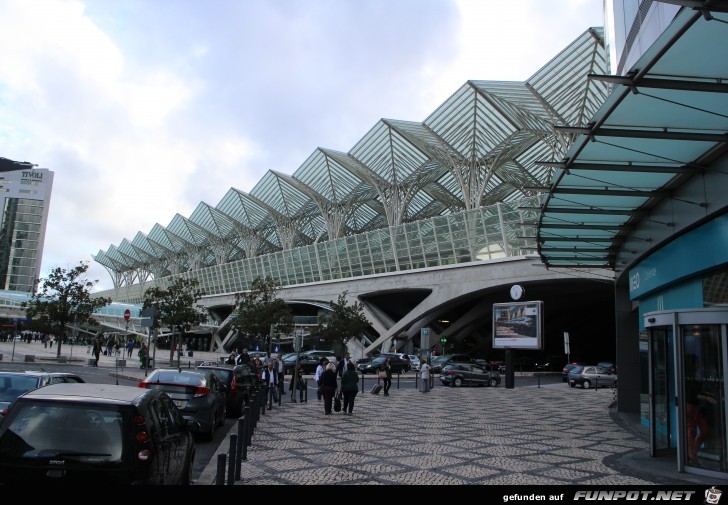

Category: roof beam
[588, 74, 728, 93]
[525, 187, 661, 197]
[556, 126, 728, 143]
[534, 161, 692, 174]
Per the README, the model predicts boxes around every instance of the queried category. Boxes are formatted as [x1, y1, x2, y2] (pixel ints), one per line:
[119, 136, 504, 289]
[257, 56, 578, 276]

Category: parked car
[138, 368, 226, 441]
[430, 354, 472, 373]
[0, 371, 85, 416]
[408, 355, 421, 371]
[284, 352, 334, 374]
[196, 361, 257, 417]
[597, 361, 617, 374]
[357, 355, 410, 374]
[561, 362, 586, 382]
[439, 363, 501, 387]
[0, 383, 195, 485]
[248, 351, 269, 364]
[568, 365, 618, 389]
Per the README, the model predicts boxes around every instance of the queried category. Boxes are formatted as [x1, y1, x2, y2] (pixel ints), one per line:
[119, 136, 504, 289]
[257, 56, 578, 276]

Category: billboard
[492, 301, 544, 350]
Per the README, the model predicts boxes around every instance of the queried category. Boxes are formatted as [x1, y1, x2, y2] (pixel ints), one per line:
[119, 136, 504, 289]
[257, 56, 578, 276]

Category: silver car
[568, 365, 617, 389]
[408, 355, 421, 371]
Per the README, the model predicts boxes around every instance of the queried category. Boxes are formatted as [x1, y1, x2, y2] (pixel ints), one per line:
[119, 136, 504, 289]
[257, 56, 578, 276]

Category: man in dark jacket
[336, 352, 353, 377]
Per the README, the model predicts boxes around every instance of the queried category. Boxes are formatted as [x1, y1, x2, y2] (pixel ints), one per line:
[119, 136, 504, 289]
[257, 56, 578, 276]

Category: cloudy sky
[0, 0, 604, 293]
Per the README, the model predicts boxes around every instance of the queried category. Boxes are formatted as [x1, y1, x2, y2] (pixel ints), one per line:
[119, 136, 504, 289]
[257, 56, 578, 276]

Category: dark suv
[0, 383, 195, 485]
[196, 361, 257, 417]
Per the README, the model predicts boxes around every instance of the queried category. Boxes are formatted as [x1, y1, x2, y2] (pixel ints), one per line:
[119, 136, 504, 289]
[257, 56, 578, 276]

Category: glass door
[681, 325, 726, 473]
[649, 327, 674, 456]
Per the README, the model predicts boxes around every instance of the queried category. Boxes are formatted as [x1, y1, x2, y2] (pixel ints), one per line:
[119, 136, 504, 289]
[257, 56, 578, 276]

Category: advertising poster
[492, 301, 543, 349]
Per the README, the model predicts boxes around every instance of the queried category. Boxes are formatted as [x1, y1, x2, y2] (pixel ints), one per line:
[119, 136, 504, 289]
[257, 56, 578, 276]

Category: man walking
[336, 352, 353, 378]
[276, 353, 286, 395]
[261, 361, 279, 405]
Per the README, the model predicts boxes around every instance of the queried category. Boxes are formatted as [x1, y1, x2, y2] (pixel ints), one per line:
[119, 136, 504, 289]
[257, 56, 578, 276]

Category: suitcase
[370, 384, 382, 395]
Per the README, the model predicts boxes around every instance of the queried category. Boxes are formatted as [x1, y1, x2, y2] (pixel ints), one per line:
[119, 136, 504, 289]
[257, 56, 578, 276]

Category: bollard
[538, 375, 541, 388]
[216, 453, 227, 485]
[361, 372, 364, 394]
[262, 385, 267, 415]
[245, 404, 253, 447]
[304, 379, 308, 402]
[236, 417, 245, 479]
[227, 433, 237, 485]
[241, 412, 250, 461]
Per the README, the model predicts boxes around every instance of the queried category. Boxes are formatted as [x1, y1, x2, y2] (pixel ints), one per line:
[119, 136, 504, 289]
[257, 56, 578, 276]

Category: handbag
[334, 391, 342, 412]
[378, 370, 387, 379]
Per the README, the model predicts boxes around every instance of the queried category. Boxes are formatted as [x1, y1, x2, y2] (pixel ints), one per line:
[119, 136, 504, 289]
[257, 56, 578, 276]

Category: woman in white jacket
[313, 357, 328, 401]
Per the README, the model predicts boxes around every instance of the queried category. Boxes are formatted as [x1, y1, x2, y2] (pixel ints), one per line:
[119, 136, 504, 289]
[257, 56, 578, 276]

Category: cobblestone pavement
[2, 340, 726, 486]
[198, 382, 726, 486]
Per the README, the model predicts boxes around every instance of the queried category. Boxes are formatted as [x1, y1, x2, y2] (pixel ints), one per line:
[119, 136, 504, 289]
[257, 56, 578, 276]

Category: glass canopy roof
[94, 27, 609, 288]
[537, 7, 728, 271]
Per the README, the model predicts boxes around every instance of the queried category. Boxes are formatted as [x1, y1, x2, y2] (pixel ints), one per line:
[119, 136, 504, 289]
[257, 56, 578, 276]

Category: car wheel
[489, 378, 498, 387]
[453, 377, 463, 387]
[582, 379, 591, 389]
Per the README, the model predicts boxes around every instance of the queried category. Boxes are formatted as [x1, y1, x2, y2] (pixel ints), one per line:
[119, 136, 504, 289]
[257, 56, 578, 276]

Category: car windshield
[0, 376, 40, 401]
[371, 357, 386, 365]
[203, 369, 233, 383]
[0, 403, 124, 462]
[432, 356, 449, 364]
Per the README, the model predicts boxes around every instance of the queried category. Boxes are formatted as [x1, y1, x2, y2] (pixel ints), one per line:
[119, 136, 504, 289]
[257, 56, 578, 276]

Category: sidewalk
[1, 338, 726, 486]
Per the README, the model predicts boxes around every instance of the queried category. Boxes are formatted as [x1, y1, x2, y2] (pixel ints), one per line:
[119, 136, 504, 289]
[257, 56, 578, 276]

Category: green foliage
[231, 277, 294, 342]
[311, 291, 369, 350]
[21, 262, 112, 358]
[141, 277, 208, 331]
[142, 277, 208, 365]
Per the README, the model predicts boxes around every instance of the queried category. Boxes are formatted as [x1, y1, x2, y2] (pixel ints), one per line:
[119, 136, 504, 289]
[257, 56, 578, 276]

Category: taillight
[194, 386, 210, 397]
[136, 431, 150, 442]
[230, 375, 238, 393]
[1, 407, 8, 416]
[138, 381, 149, 388]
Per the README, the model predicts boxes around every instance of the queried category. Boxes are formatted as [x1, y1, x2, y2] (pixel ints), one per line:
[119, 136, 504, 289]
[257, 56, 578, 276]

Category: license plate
[175, 400, 185, 408]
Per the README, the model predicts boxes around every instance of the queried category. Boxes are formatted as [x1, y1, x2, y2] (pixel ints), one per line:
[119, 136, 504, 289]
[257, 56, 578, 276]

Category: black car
[139, 369, 226, 441]
[357, 355, 410, 374]
[196, 361, 257, 417]
[0, 383, 195, 485]
[562, 362, 586, 382]
[430, 354, 472, 374]
[439, 363, 501, 387]
[0, 371, 85, 415]
[284, 351, 335, 374]
[498, 357, 537, 374]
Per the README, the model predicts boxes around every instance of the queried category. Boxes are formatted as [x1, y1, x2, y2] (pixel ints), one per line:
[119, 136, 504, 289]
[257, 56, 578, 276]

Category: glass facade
[0, 169, 53, 293]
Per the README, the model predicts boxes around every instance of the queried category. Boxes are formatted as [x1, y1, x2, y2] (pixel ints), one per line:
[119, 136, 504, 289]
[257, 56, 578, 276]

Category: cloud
[0, 0, 604, 292]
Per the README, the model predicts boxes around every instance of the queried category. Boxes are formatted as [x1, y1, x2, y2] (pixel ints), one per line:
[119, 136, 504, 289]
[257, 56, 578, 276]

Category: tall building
[0, 166, 54, 293]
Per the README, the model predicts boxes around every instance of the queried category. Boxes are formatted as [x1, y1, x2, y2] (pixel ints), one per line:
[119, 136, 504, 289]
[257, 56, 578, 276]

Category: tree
[21, 262, 112, 358]
[142, 277, 208, 368]
[231, 277, 294, 355]
[311, 291, 369, 354]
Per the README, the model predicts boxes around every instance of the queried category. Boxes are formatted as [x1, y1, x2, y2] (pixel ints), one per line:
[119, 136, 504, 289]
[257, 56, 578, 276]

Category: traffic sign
[124, 309, 131, 321]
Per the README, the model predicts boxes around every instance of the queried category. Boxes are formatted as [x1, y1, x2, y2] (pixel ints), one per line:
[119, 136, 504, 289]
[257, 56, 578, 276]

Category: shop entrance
[645, 308, 728, 479]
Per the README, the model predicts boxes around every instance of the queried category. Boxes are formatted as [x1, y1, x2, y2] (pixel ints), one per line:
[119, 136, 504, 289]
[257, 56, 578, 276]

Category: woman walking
[341, 361, 359, 415]
[382, 357, 393, 396]
[320, 362, 338, 415]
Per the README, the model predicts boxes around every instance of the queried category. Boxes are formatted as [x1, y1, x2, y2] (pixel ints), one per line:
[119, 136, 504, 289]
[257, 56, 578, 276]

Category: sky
[0, 0, 605, 293]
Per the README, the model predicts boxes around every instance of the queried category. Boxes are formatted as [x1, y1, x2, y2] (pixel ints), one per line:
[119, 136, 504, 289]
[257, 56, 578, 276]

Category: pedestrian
[126, 339, 135, 358]
[320, 362, 338, 415]
[276, 353, 286, 395]
[336, 352, 353, 378]
[138, 343, 149, 368]
[49, 336, 53, 349]
[290, 364, 305, 402]
[420, 357, 431, 393]
[261, 361, 279, 405]
[314, 358, 328, 401]
[340, 361, 359, 415]
[382, 357, 393, 396]
[92, 337, 102, 367]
